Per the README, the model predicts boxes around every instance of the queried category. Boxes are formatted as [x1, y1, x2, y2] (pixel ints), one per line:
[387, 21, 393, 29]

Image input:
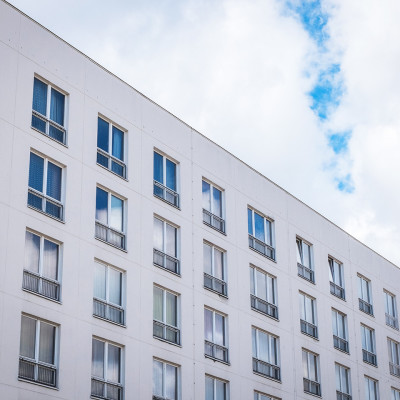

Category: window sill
[22, 288, 62, 304]
[204, 354, 230, 366]
[94, 237, 127, 253]
[31, 126, 68, 148]
[27, 205, 65, 223]
[96, 162, 128, 182]
[18, 377, 59, 390]
[93, 314, 126, 328]
[153, 335, 182, 348]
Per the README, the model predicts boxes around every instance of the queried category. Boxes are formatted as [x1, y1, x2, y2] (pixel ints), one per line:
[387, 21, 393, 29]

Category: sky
[7, 0, 400, 266]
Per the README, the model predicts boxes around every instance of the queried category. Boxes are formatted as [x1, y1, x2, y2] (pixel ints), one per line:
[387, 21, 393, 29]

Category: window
[385, 291, 399, 329]
[252, 327, 280, 381]
[28, 152, 63, 220]
[202, 180, 225, 233]
[358, 275, 373, 315]
[31, 77, 67, 144]
[95, 187, 125, 250]
[91, 338, 123, 400]
[329, 257, 345, 300]
[204, 308, 229, 363]
[205, 376, 228, 400]
[388, 338, 400, 377]
[250, 266, 278, 319]
[296, 237, 314, 283]
[97, 116, 126, 178]
[153, 151, 179, 208]
[302, 349, 321, 396]
[248, 208, 275, 260]
[254, 392, 279, 400]
[365, 376, 379, 400]
[23, 230, 61, 301]
[361, 325, 377, 366]
[18, 315, 57, 388]
[332, 309, 349, 353]
[392, 388, 400, 400]
[336, 363, 351, 400]
[204, 242, 227, 296]
[153, 359, 179, 400]
[153, 286, 180, 345]
[299, 292, 318, 339]
[153, 216, 179, 275]
[93, 261, 124, 325]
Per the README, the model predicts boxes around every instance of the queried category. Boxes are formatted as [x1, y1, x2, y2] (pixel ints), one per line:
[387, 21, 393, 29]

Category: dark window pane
[32, 78, 47, 115]
[248, 208, 253, 235]
[96, 188, 108, 224]
[154, 152, 163, 183]
[97, 118, 109, 152]
[29, 153, 44, 192]
[166, 159, 176, 190]
[46, 162, 62, 201]
[112, 126, 124, 161]
[50, 88, 65, 126]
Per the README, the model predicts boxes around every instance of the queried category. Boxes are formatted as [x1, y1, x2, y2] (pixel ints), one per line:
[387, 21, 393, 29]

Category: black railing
[202, 209, 225, 233]
[250, 294, 278, 320]
[93, 298, 124, 325]
[390, 362, 400, 377]
[91, 377, 123, 400]
[97, 148, 126, 179]
[337, 391, 352, 400]
[248, 235, 275, 261]
[204, 340, 229, 363]
[153, 249, 180, 275]
[252, 357, 280, 381]
[362, 349, 377, 366]
[22, 270, 60, 301]
[333, 335, 349, 353]
[204, 273, 227, 296]
[359, 299, 373, 315]
[153, 180, 179, 208]
[301, 320, 318, 339]
[19, 357, 57, 387]
[303, 378, 321, 396]
[330, 281, 345, 300]
[28, 188, 63, 221]
[386, 313, 399, 329]
[95, 221, 125, 250]
[298, 263, 314, 283]
[32, 110, 66, 145]
[153, 320, 180, 345]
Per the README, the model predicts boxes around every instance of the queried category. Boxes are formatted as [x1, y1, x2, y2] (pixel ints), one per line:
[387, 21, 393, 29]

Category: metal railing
[252, 357, 281, 381]
[28, 187, 63, 221]
[153, 180, 179, 208]
[333, 335, 349, 353]
[93, 298, 124, 325]
[250, 294, 278, 320]
[19, 357, 57, 387]
[362, 349, 377, 366]
[337, 391, 352, 400]
[91, 377, 123, 400]
[204, 340, 229, 363]
[22, 270, 60, 301]
[32, 110, 66, 145]
[97, 148, 126, 179]
[390, 362, 400, 377]
[359, 299, 373, 315]
[386, 313, 399, 329]
[153, 249, 180, 275]
[95, 221, 125, 250]
[153, 320, 180, 345]
[330, 281, 345, 300]
[298, 263, 314, 283]
[202, 209, 225, 233]
[204, 273, 227, 296]
[303, 378, 321, 396]
[301, 319, 318, 339]
[248, 235, 275, 260]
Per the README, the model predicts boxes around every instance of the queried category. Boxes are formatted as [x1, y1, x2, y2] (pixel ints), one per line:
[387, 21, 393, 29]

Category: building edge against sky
[0, 1, 400, 400]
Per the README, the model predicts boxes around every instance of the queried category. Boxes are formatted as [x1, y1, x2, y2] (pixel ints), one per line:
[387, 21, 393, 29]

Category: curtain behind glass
[302, 242, 311, 268]
[204, 309, 213, 342]
[97, 118, 109, 152]
[166, 224, 176, 257]
[258, 331, 269, 362]
[212, 187, 222, 217]
[25, 231, 40, 273]
[153, 152, 163, 183]
[96, 188, 108, 224]
[33, 78, 47, 115]
[110, 195, 123, 231]
[42, 239, 58, 280]
[20, 316, 36, 359]
[46, 162, 62, 201]
[107, 344, 120, 383]
[214, 249, 223, 280]
[215, 379, 225, 400]
[39, 322, 55, 364]
[256, 270, 266, 301]
[203, 243, 212, 275]
[202, 181, 210, 211]
[50, 88, 65, 126]
[166, 159, 176, 191]
[94, 263, 106, 300]
[92, 339, 104, 378]
[205, 376, 214, 400]
[112, 126, 124, 161]
[166, 292, 177, 327]
[153, 360, 163, 397]
[214, 313, 224, 345]
[29, 153, 44, 192]
[108, 268, 122, 306]
[165, 364, 177, 399]
[153, 218, 164, 251]
[153, 287, 163, 322]
[302, 351, 309, 379]
[296, 240, 302, 264]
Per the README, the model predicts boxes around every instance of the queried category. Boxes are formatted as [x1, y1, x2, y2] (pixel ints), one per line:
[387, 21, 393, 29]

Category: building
[0, 1, 399, 399]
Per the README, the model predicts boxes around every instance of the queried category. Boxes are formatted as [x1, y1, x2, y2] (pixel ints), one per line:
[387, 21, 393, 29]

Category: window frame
[296, 237, 314, 283]
[248, 207, 275, 261]
[358, 274, 373, 316]
[335, 363, 352, 398]
[388, 338, 400, 377]
[203, 241, 227, 297]
[392, 387, 400, 400]
[299, 292, 318, 339]
[202, 178, 225, 234]
[361, 324, 377, 366]
[204, 307, 229, 364]
[329, 256, 345, 300]
[364, 376, 379, 400]
[384, 290, 399, 330]
[153, 358, 180, 400]
[302, 349, 321, 396]
[205, 375, 229, 400]
[332, 308, 349, 353]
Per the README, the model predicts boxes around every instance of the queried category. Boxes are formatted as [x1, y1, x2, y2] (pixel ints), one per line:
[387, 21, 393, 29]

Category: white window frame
[332, 308, 349, 353]
[296, 237, 314, 283]
[302, 349, 321, 396]
[388, 338, 400, 377]
[205, 375, 229, 400]
[204, 308, 229, 364]
[202, 178, 225, 233]
[384, 290, 399, 329]
[335, 363, 351, 397]
[299, 292, 318, 339]
[203, 241, 227, 297]
[365, 376, 379, 400]
[329, 256, 345, 299]
[361, 324, 377, 366]
[358, 274, 373, 315]
[153, 358, 180, 400]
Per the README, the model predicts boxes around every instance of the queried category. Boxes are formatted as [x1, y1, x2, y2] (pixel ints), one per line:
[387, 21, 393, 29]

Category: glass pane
[302, 351, 309, 378]
[258, 331, 269, 362]
[153, 360, 163, 397]
[214, 313, 224, 345]
[205, 376, 214, 400]
[112, 126, 124, 161]
[154, 152, 163, 183]
[92, 339, 105, 378]
[97, 117, 109, 152]
[203, 243, 212, 275]
[38, 322, 55, 364]
[299, 294, 305, 320]
[214, 249, 223, 280]
[252, 328, 257, 357]
[24, 231, 40, 273]
[335, 364, 340, 390]
[250, 268, 255, 295]
[267, 275, 275, 304]
[20, 316, 36, 359]
[215, 379, 225, 400]
[332, 311, 338, 336]
[110, 195, 123, 231]
[32, 78, 47, 115]
[305, 297, 313, 323]
[248, 208, 253, 235]
[303, 243, 311, 268]
[256, 270, 266, 300]
[96, 188, 108, 224]
[202, 181, 211, 211]
[29, 153, 44, 192]
[165, 364, 177, 399]
[166, 159, 176, 191]
[329, 259, 334, 281]
[296, 240, 302, 264]
[254, 212, 265, 242]
[46, 162, 62, 201]
[153, 218, 164, 251]
[212, 187, 222, 217]
[204, 309, 213, 341]
[107, 344, 121, 383]
[265, 219, 272, 245]
[153, 287, 163, 321]
[108, 268, 122, 306]
[334, 262, 342, 285]
[309, 354, 317, 381]
[94, 263, 106, 300]
[50, 88, 65, 126]
[42, 239, 58, 280]
[166, 292, 177, 327]
[166, 224, 176, 257]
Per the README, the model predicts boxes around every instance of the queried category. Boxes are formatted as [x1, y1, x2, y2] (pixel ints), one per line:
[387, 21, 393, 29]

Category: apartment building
[0, 1, 399, 399]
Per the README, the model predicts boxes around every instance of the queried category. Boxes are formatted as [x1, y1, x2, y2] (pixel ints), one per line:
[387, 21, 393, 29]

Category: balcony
[153, 249, 180, 275]
[28, 188, 63, 221]
[362, 349, 377, 366]
[250, 294, 278, 320]
[303, 378, 321, 396]
[204, 273, 227, 297]
[202, 209, 225, 233]
[359, 299, 373, 316]
[32, 110, 66, 145]
[301, 319, 318, 339]
[386, 313, 399, 330]
[297, 263, 314, 283]
[97, 148, 126, 179]
[337, 391, 352, 400]
[91, 377, 123, 400]
[330, 281, 345, 300]
[204, 340, 229, 364]
[19, 357, 57, 388]
[252, 357, 280, 381]
[248, 235, 275, 261]
[22, 270, 60, 301]
[390, 362, 400, 377]
[333, 335, 349, 353]
[153, 180, 179, 208]
[93, 298, 125, 326]
[153, 320, 180, 345]
[95, 221, 125, 250]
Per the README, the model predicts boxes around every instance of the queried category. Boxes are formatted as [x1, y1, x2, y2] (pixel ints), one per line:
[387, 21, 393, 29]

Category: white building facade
[0, 1, 399, 399]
